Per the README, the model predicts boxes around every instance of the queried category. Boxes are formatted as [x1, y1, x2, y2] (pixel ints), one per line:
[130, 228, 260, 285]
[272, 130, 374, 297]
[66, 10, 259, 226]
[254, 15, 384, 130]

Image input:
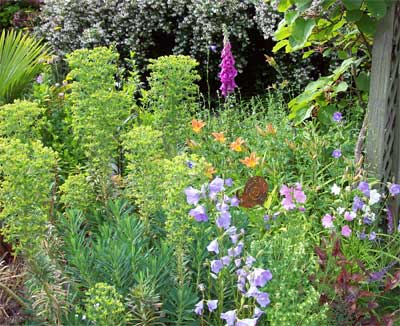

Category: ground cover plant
[1, 1, 400, 325]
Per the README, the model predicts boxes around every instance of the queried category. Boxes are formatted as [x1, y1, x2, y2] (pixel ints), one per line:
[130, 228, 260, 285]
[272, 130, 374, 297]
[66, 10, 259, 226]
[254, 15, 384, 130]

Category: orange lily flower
[212, 132, 225, 143]
[191, 119, 206, 133]
[256, 123, 276, 137]
[240, 152, 259, 168]
[230, 137, 245, 152]
[205, 163, 217, 179]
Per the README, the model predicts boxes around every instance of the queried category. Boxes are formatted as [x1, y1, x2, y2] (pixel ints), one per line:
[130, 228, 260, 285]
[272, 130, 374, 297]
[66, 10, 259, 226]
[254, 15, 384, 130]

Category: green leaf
[317, 104, 337, 126]
[0, 29, 49, 104]
[365, 0, 387, 18]
[337, 50, 348, 60]
[289, 104, 314, 125]
[355, 71, 370, 92]
[289, 17, 316, 49]
[346, 9, 363, 22]
[357, 14, 377, 36]
[296, 0, 313, 12]
[272, 40, 289, 53]
[342, 0, 362, 10]
[335, 81, 348, 93]
[302, 49, 314, 58]
[285, 10, 299, 25]
[277, 0, 293, 12]
[275, 25, 292, 41]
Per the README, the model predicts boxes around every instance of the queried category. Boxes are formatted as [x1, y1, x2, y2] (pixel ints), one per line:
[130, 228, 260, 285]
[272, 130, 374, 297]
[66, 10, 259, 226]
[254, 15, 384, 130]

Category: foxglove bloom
[389, 183, 400, 196]
[332, 149, 342, 158]
[221, 310, 236, 326]
[207, 300, 218, 312]
[189, 205, 208, 222]
[194, 300, 204, 315]
[185, 186, 201, 205]
[207, 239, 219, 254]
[211, 260, 224, 274]
[341, 225, 352, 237]
[333, 111, 343, 122]
[219, 36, 237, 97]
[322, 214, 334, 228]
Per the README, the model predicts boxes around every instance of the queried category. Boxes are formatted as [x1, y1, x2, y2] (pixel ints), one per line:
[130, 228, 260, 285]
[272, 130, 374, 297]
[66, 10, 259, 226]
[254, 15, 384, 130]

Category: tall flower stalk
[219, 27, 237, 97]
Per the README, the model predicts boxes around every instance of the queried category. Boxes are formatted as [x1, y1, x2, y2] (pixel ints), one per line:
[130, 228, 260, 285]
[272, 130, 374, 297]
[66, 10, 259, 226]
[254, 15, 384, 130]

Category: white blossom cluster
[36, 0, 281, 72]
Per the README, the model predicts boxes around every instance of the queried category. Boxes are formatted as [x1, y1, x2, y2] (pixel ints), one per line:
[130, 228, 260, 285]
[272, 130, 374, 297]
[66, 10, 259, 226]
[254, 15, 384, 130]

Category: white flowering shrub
[37, 0, 280, 74]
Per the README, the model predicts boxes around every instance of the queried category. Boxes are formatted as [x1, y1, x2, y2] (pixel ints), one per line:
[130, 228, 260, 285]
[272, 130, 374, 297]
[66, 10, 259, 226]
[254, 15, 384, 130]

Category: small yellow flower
[230, 137, 245, 152]
[211, 132, 225, 143]
[191, 119, 206, 133]
[240, 152, 259, 168]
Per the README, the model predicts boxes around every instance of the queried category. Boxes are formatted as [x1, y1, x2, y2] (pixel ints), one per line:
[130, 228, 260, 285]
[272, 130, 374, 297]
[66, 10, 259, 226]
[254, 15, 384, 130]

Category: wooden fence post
[366, 1, 400, 227]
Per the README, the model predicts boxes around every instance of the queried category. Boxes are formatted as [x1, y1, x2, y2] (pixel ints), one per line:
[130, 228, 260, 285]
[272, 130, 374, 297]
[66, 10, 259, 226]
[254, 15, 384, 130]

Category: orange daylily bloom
[191, 119, 206, 133]
[205, 163, 217, 179]
[285, 139, 296, 150]
[230, 137, 245, 152]
[256, 123, 276, 137]
[240, 152, 260, 168]
[212, 132, 226, 143]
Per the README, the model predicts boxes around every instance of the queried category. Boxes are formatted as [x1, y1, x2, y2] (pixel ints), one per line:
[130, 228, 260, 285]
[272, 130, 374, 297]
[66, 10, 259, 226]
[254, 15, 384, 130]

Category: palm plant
[0, 29, 49, 105]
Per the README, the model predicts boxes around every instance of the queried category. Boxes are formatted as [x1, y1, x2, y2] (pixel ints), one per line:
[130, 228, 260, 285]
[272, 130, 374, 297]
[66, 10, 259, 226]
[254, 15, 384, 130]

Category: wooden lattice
[366, 1, 400, 225]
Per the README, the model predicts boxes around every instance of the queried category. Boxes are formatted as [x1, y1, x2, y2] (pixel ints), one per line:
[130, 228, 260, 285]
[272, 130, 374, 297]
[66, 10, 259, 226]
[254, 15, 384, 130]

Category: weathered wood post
[366, 1, 400, 227]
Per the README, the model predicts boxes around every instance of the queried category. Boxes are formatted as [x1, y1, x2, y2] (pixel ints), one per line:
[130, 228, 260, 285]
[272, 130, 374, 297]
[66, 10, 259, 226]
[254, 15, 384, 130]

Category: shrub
[65, 47, 135, 175]
[37, 0, 283, 93]
[0, 138, 57, 255]
[144, 55, 200, 155]
[81, 282, 128, 326]
[0, 100, 45, 141]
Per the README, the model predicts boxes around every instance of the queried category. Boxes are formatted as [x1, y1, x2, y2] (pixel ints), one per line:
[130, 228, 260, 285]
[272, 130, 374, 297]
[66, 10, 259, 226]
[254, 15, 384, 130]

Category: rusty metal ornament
[239, 176, 268, 208]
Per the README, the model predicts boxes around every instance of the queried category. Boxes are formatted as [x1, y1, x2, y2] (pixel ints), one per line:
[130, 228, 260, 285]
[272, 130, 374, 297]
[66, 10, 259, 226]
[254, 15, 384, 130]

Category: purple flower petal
[207, 299, 218, 312]
[207, 239, 219, 254]
[189, 205, 208, 222]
